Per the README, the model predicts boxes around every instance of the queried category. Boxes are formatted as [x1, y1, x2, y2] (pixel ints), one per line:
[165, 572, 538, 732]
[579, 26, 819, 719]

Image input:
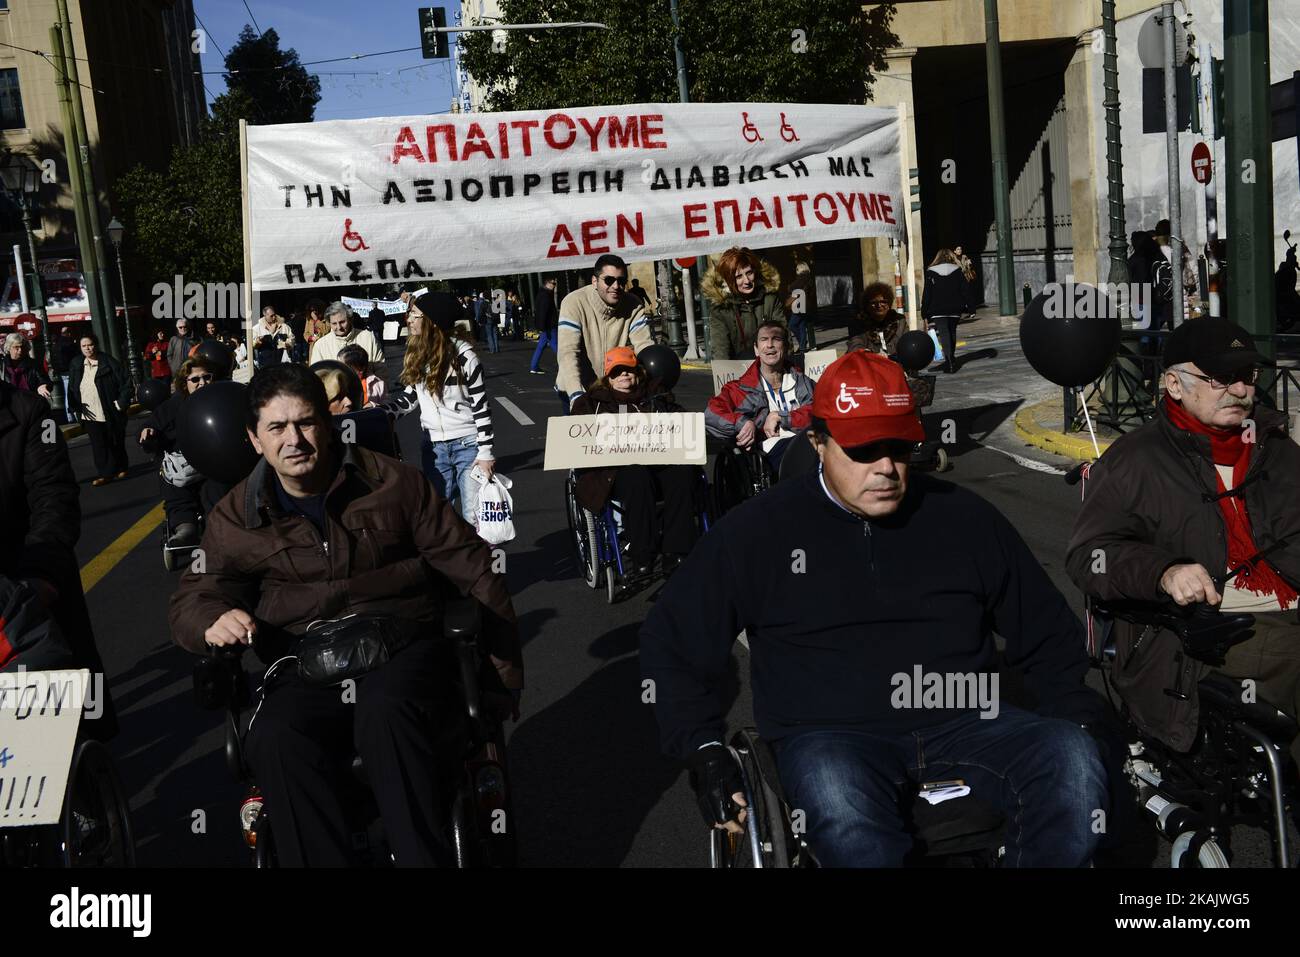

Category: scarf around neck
[1163, 397, 1296, 609]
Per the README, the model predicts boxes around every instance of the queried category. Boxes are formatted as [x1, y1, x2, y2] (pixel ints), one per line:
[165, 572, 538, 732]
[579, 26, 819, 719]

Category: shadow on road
[921, 399, 1023, 456]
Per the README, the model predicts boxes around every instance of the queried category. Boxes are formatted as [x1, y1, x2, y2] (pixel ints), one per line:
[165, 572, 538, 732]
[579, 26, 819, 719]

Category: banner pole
[240, 119, 255, 381]
[897, 102, 921, 331]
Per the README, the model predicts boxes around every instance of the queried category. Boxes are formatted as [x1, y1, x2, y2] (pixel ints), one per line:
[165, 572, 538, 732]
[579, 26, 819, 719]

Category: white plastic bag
[927, 328, 945, 363]
[474, 470, 515, 544]
[161, 450, 202, 488]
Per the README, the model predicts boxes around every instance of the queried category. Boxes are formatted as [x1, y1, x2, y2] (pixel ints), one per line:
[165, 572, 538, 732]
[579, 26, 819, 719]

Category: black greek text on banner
[245, 103, 903, 291]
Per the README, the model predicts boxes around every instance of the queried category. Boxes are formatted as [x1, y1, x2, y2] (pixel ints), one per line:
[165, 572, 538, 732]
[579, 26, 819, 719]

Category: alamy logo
[49, 887, 151, 937]
[890, 666, 1000, 720]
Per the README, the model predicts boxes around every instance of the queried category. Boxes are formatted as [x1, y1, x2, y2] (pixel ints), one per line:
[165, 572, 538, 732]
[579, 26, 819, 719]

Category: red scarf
[1164, 398, 1297, 609]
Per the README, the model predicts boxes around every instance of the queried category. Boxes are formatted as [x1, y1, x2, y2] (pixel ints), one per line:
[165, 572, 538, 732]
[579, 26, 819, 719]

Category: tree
[221, 26, 321, 125]
[113, 90, 251, 286]
[458, 0, 899, 112]
[114, 25, 323, 287]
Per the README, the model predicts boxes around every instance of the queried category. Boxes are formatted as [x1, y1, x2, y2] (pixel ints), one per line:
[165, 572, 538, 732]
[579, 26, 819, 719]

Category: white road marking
[983, 443, 1067, 475]
[495, 396, 534, 426]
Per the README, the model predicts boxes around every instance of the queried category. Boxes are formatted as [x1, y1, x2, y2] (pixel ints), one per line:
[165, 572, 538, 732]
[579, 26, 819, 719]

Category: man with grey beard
[1068, 318, 1300, 765]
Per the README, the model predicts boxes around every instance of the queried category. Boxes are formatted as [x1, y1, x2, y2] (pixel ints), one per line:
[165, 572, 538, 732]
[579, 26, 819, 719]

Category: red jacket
[144, 340, 170, 379]
[705, 360, 814, 440]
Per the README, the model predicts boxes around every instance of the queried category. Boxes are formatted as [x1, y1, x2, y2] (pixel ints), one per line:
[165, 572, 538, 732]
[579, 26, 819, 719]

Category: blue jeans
[483, 316, 499, 353]
[788, 313, 808, 352]
[775, 706, 1106, 867]
[529, 329, 556, 371]
[420, 434, 482, 525]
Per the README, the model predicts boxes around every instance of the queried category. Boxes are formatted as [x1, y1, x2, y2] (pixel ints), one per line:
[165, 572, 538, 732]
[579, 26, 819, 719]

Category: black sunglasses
[187, 373, 214, 385]
[600, 275, 628, 288]
[844, 438, 916, 464]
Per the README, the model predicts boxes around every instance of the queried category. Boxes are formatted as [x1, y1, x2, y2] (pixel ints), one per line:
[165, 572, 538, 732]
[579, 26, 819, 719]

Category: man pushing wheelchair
[169, 364, 523, 867]
[641, 352, 1108, 867]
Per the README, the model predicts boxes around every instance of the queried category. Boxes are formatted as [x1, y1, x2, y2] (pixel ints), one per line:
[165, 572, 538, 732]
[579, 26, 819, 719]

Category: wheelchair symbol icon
[835, 383, 861, 415]
[741, 112, 764, 143]
[779, 113, 800, 143]
[341, 218, 369, 252]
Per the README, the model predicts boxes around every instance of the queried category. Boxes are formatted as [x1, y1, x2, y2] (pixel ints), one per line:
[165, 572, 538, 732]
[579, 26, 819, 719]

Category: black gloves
[688, 743, 745, 829]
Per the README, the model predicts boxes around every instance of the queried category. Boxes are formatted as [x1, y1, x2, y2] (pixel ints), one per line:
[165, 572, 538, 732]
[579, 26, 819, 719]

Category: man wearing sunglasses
[1069, 318, 1300, 765]
[556, 254, 653, 411]
[643, 351, 1107, 866]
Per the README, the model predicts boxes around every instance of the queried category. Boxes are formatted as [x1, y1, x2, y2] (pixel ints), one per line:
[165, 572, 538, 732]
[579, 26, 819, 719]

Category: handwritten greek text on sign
[0, 670, 87, 827]
[544, 412, 706, 470]
[247, 103, 902, 290]
[710, 360, 753, 394]
[800, 348, 841, 382]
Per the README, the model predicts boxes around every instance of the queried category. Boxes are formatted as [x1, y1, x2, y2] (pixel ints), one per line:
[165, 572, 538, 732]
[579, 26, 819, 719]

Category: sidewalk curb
[1013, 398, 1113, 462]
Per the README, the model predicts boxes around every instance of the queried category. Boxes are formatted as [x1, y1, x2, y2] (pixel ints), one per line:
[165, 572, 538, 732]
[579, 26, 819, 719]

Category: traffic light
[419, 7, 448, 59]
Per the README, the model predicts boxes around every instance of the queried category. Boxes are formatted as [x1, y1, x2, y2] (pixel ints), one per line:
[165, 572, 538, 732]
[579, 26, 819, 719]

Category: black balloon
[1019, 284, 1121, 387]
[193, 339, 233, 377]
[177, 380, 259, 485]
[637, 344, 681, 391]
[309, 359, 364, 410]
[136, 377, 169, 411]
[895, 330, 936, 372]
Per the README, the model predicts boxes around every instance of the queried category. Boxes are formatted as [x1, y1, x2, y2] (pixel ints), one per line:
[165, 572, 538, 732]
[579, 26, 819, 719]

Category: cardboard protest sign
[544, 412, 706, 469]
[800, 348, 840, 381]
[710, 360, 753, 393]
[0, 670, 88, 827]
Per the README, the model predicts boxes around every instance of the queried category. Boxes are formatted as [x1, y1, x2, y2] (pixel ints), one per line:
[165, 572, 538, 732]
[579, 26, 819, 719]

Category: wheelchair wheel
[450, 782, 477, 868]
[934, 447, 950, 472]
[253, 811, 277, 868]
[60, 740, 135, 868]
[1170, 832, 1230, 868]
[605, 563, 617, 603]
[708, 732, 791, 869]
[564, 474, 600, 588]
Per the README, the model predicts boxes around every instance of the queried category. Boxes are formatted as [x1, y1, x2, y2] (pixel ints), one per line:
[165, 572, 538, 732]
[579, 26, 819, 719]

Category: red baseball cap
[811, 351, 924, 448]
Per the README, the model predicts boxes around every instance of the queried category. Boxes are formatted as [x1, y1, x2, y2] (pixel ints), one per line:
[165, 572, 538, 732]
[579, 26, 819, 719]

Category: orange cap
[605, 346, 637, 375]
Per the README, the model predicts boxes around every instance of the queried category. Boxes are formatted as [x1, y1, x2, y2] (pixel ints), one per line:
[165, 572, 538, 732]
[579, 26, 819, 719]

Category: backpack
[1150, 256, 1174, 304]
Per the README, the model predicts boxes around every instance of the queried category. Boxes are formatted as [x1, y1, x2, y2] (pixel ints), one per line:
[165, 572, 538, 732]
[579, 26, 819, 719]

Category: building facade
[0, 0, 204, 260]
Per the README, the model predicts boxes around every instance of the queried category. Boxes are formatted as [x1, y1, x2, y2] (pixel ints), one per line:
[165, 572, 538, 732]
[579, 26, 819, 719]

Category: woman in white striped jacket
[383, 291, 495, 524]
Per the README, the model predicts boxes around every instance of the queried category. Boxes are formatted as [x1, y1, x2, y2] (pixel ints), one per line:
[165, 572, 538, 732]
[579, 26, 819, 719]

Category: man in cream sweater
[309, 301, 385, 376]
[556, 254, 653, 409]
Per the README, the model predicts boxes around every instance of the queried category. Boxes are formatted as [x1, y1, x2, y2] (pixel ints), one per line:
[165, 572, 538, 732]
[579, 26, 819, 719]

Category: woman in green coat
[701, 247, 789, 360]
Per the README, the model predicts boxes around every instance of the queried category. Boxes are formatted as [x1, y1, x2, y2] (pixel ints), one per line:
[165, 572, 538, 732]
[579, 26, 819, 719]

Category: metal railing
[1066, 330, 1300, 435]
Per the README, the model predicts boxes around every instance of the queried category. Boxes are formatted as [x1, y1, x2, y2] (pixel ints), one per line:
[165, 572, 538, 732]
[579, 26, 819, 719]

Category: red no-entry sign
[673, 257, 697, 270]
[1191, 142, 1213, 185]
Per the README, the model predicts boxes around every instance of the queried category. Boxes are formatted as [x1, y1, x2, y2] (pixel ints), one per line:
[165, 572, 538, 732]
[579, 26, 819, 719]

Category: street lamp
[0, 151, 61, 415]
[106, 216, 140, 388]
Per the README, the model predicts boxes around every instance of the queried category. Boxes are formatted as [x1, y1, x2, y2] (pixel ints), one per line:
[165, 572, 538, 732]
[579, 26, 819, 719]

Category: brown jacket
[1066, 403, 1300, 751]
[571, 383, 681, 514]
[846, 309, 904, 356]
[168, 442, 522, 688]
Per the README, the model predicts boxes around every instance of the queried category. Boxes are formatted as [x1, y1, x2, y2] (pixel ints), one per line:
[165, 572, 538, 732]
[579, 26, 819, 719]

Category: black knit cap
[411, 291, 463, 333]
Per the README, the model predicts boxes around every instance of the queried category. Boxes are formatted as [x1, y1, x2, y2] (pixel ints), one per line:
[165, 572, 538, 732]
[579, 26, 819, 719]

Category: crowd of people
[2, 236, 1295, 872]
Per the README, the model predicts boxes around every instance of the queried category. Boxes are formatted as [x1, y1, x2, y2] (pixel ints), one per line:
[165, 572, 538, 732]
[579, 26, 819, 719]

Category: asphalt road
[68, 331, 1291, 867]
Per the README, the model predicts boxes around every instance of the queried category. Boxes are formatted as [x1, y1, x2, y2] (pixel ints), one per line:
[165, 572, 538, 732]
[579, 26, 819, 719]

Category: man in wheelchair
[642, 352, 1107, 867]
[705, 320, 813, 476]
[1067, 319, 1300, 766]
[168, 364, 523, 866]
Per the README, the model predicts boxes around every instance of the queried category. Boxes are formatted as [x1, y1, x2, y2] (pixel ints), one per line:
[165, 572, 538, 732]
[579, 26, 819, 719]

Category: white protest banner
[246, 103, 902, 291]
[0, 669, 87, 826]
[544, 412, 706, 470]
[342, 295, 409, 316]
[800, 348, 840, 382]
[710, 360, 753, 394]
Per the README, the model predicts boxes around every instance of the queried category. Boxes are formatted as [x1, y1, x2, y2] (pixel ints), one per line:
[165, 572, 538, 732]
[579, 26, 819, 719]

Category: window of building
[0, 69, 23, 129]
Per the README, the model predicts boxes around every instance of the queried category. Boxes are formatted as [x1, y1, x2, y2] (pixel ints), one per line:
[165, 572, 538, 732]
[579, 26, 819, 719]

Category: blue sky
[193, 0, 460, 121]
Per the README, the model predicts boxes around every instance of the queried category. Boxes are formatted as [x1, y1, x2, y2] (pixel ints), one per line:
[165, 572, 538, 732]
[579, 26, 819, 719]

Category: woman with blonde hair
[380, 291, 495, 524]
[701, 246, 788, 359]
[921, 247, 974, 373]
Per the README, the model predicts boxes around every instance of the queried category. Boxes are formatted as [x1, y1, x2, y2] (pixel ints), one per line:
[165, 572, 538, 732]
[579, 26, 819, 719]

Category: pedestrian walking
[921, 248, 974, 374]
[529, 277, 559, 375]
[67, 332, 131, 486]
[2, 333, 52, 400]
[144, 328, 172, 389]
[166, 318, 199, 374]
[54, 325, 79, 421]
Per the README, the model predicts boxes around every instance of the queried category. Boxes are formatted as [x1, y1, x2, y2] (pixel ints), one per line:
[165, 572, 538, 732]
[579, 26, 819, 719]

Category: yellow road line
[80, 502, 166, 594]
